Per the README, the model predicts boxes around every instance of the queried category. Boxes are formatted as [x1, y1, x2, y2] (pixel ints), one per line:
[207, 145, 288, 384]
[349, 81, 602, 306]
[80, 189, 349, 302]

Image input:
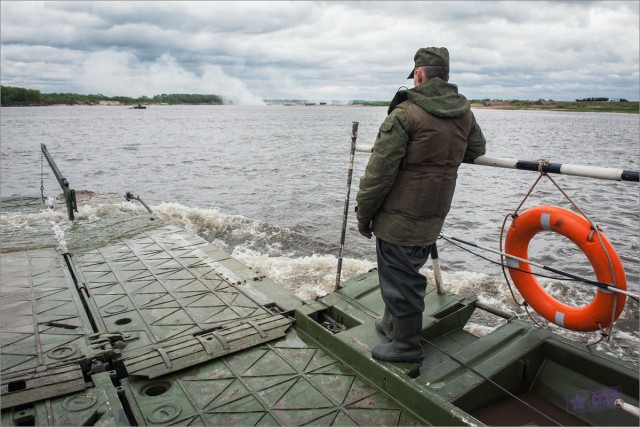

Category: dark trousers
[376, 237, 432, 318]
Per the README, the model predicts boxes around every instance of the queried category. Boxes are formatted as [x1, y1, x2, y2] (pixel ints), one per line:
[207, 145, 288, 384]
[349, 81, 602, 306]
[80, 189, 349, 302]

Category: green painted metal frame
[40, 143, 77, 220]
[292, 270, 639, 426]
[1, 194, 638, 425]
[1, 372, 129, 426]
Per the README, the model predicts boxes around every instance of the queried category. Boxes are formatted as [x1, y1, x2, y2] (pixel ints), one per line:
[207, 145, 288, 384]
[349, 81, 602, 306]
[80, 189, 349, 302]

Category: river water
[1, 105, 638, 365]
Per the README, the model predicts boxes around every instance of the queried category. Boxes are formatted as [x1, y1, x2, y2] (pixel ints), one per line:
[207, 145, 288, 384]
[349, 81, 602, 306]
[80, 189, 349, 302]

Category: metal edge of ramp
[1, 225, 300, 420]
[121, 327, 424, 426]
[0, 247, 99, 409]
[2, 224, 434, 426]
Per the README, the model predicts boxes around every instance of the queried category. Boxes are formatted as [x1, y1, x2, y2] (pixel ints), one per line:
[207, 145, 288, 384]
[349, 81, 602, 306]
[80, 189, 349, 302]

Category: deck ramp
[1, 222, 424, 425]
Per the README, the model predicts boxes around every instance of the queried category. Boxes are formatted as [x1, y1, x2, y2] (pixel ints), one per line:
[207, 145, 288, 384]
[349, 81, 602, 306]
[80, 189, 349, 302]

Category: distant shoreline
[3, 85, 637, 113]
[468, 100, 639, 114]
[3, 100, 638, 114]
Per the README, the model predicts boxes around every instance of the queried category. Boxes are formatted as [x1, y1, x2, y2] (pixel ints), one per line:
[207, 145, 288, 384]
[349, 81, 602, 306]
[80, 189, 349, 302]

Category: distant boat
[131, 104, 146, 109]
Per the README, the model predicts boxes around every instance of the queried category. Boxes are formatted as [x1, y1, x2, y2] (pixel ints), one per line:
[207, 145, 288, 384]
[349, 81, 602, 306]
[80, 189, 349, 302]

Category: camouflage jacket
[356, 78, 486, 246]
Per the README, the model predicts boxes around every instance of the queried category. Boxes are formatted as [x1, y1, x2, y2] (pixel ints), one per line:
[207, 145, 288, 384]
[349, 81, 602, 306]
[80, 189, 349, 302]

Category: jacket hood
[406, 78, 470, 118]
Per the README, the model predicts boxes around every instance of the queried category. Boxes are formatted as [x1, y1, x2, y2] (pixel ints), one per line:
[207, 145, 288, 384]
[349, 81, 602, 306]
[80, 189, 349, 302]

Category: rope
[542, 173, 619, 345]
[500, 213, 527, 308]
[587, 323, 609, 347]
[523, 302, 547, 329]
[439, 235, 638, 301]
[500, 159, 621, 343]
[499, 166, 547, 309]
[439, 234, 634, 334]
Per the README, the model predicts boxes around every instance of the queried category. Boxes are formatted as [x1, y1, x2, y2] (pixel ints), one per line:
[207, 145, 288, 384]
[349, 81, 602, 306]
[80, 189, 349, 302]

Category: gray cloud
[1, 1, 638, 103]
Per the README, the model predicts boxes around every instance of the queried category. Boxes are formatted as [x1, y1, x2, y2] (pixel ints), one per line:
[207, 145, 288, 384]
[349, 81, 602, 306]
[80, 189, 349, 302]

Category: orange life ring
[504, 206, 626, 331]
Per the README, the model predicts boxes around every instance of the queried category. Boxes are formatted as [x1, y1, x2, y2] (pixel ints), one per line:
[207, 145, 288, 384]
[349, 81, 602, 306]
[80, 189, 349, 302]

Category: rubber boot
[375, 306, 393, 341]
[371, 313, 424, 363]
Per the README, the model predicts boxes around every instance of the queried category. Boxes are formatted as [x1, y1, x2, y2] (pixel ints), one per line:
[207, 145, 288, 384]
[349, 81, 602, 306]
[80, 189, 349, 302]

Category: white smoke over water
[79, 50, 265, 105]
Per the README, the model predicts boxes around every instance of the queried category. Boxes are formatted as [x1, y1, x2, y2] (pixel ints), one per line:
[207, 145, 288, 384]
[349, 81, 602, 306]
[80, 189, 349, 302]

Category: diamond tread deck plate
[1, 372, 129, 426]
[123, 313, 292, 378]
[124, 330, 422, 426]
[8, 222, 633, 426]
[72, 226, 278, 350]
[0, 248, 95, 377]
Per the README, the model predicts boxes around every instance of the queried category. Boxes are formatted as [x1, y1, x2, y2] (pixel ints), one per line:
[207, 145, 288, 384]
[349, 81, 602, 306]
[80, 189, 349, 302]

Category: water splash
[2, 198, 637, 365]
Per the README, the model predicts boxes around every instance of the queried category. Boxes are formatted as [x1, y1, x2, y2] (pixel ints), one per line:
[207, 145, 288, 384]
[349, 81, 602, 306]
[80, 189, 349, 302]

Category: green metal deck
[0, 214, 423, 425]
[1, 196, 638, 426]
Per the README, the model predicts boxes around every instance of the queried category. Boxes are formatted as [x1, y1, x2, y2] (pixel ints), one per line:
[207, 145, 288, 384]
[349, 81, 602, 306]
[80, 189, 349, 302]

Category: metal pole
[41, 144, 77, 220]
[430, 243, 445, 295]
[125, 192, 154, 216]
[354, 145, 639, 183]
[471, 156, 639, 182]
[335, 122, 359, 290]
[615, 399, 640, 417]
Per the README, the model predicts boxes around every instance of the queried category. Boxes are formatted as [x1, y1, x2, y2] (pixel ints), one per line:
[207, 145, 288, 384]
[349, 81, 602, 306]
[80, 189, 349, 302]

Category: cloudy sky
[1, 1, 638, 104]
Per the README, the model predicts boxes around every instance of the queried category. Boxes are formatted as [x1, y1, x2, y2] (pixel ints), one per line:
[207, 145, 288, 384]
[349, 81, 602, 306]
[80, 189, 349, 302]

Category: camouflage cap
[407, 47, 449, 79]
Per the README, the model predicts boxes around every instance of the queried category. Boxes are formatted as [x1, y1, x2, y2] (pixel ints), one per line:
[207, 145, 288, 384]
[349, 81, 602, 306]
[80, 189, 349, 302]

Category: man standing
[356, 47, 486, 363]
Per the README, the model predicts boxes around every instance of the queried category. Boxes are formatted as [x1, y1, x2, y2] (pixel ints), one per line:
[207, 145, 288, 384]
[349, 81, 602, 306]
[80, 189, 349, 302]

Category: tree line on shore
[2, 85, 637, 113]
[1, 85, 223, 106]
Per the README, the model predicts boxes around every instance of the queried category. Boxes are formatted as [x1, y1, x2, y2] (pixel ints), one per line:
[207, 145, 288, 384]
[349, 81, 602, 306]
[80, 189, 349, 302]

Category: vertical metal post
[335, 122, 359, 290]
[430, 243, 445, 295]
[41, 144, 77, 220]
